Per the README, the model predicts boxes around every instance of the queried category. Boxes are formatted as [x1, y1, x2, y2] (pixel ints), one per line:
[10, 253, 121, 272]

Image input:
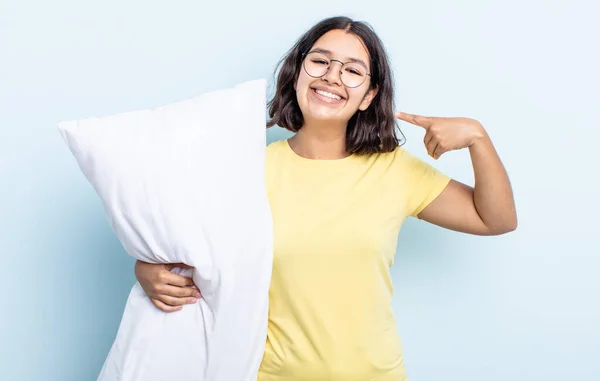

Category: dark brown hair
[267, 16, 403, 155]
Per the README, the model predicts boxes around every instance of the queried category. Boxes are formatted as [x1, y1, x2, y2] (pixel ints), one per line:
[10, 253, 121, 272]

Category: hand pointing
[395, 112, 486, 160]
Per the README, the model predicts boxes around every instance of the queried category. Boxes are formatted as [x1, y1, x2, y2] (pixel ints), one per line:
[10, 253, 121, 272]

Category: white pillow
[58, 79, 273, 381]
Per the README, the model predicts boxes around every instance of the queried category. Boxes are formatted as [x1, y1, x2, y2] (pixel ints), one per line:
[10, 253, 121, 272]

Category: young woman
[133, 16, 517, 381]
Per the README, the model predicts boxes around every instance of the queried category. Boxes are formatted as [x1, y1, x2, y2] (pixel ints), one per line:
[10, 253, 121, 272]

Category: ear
[358, 85, 379, 111]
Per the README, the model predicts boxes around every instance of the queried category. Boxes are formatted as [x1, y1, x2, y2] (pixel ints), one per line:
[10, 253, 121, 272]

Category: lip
[310, 85, 346, 100]
[310, 88, 345, 105]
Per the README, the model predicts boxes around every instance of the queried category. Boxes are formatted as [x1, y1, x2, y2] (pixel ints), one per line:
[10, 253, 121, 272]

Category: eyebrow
[307, 48, 369, 69]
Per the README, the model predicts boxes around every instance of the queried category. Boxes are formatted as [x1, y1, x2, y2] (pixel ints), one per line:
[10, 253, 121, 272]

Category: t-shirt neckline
[283, 139, 356, 164]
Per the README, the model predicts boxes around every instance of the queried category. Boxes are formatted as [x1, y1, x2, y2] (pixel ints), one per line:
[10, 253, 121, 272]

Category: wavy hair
[267, 16, 403, 155]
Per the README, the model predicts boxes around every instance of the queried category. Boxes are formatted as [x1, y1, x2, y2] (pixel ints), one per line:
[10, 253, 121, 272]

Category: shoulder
[383, 145, 431, 170]
[371, 145, 447, 184]
[266, 139, 287, 154]
[264, 140, 289, 195]
[367, 145, 415, 169]
[265, 139, 287, 162]
[265, 139, 289, 177]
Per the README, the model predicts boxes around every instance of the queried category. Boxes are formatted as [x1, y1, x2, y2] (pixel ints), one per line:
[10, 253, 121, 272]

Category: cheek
[295, 69, 308, 88]
[294, 75, 314, 108]
[347, 88, 369, 108]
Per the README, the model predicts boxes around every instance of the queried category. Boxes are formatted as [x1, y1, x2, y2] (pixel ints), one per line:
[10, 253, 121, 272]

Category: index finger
[152, 298, 183, 313]
[395, 112, 432, 129]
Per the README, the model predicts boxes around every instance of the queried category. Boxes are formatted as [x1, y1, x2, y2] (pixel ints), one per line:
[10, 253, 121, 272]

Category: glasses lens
[303, 52, 330, 78]
[340, 62, 367, 88]
[303, 52, 369, 88]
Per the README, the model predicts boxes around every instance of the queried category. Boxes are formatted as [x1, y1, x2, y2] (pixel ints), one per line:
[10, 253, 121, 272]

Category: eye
[312, 59, 329, 65]
[345, 66, 364, 76]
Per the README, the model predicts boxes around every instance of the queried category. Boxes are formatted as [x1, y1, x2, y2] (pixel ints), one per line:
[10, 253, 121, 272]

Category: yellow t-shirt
[258, 139, 451, 381]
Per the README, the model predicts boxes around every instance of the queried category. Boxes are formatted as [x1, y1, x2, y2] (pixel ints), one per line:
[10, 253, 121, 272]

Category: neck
[289, 119, 350, 160]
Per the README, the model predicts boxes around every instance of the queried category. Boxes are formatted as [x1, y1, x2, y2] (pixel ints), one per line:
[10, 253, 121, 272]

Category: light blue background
[1, 1, 598, 380]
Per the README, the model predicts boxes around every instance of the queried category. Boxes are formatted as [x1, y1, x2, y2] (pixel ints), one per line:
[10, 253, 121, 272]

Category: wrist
[469, 123, 488, 147]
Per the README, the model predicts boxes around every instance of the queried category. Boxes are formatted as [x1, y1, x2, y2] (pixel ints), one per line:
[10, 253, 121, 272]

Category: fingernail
[195, 292, 201, 298]
[189, 298, 198, 304]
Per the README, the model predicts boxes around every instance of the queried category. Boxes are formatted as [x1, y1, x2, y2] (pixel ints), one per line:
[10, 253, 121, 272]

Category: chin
[311, 108, 340, 119]
[306, 110, 345, 124]
[300, 103, 351, 124]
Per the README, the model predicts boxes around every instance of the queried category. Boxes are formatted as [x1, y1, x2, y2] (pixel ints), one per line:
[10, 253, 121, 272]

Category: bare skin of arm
[396, 112, 517, 236]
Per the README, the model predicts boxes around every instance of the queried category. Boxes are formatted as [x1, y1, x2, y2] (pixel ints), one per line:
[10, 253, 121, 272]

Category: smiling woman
[133, 15, 517, 381]
[267, 19, 401, 156]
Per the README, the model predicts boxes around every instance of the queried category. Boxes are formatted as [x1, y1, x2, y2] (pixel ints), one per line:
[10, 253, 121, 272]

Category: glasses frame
[301, 51, 372, 89]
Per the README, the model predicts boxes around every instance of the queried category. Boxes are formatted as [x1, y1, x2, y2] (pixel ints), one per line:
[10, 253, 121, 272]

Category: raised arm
[396, 112, 517, 236]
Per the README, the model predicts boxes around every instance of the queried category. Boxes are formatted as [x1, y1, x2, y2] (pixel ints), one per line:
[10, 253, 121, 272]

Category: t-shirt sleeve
[396, 148, 452, 218]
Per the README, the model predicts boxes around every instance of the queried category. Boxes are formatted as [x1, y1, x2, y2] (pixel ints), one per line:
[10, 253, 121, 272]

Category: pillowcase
[58, 79, 273, 381]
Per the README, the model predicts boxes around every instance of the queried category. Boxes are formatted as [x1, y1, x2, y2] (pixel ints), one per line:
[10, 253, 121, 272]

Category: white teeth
[315, 89, 342, 100]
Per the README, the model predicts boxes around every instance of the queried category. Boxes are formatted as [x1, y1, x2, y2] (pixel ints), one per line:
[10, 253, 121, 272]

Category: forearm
[469, 131, 517, 233]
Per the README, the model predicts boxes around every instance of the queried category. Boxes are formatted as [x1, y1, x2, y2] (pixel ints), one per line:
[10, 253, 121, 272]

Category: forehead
[310, 29, 370, 66]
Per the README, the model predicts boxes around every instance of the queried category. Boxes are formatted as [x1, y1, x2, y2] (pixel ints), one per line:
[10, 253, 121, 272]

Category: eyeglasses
[302, 51, 371, 88]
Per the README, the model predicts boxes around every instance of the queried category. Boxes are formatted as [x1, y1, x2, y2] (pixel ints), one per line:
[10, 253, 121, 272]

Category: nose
[321, 59, 344, 86]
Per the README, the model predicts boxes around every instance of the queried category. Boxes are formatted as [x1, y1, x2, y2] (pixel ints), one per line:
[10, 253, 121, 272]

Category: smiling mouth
[311, 88, 345, 102]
